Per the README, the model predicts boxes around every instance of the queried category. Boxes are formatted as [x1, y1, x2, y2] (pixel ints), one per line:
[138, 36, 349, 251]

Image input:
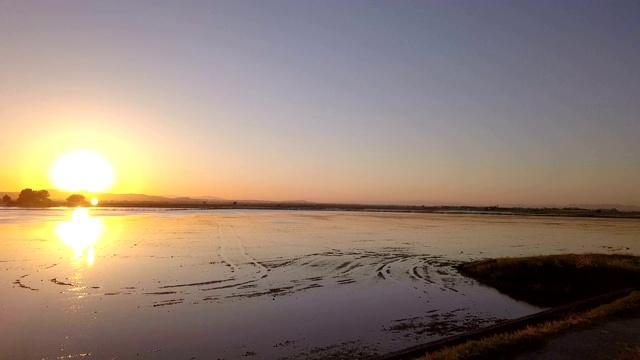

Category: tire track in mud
[169, 218, 274, 299]
[159, 278, 235, 289]
[366, 253, 467, 294]
[226, 222, 269, 275]
[410, 265, 434, 284]
[102, 247, 464, 305]
[216, 219, 268, 279]
[213, 218, 269, 278]
[335, 262, 364, 276]
[222, 249, 467, 300]
[136, 219, 256, 298]
[119, 219, 467, 305]
[375, 256, 404, 281]
[201, 279, 262, 291]
[127, 218, 275, 303]
[214, 219, 238, 274]
[153, 298, 184, 307]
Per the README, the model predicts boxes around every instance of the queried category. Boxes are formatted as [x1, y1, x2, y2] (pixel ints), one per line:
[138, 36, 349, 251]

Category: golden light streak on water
[55, 207, 103, 262]
[87, 247, 95, 266]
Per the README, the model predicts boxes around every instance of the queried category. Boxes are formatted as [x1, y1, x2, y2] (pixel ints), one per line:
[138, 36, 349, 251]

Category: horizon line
[2, 188, 639, 210]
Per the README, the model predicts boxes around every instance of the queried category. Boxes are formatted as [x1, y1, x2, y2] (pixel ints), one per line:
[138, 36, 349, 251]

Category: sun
[50, 150, 116, 192]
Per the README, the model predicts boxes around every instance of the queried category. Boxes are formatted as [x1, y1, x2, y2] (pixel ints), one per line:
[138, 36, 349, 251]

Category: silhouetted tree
[15, 189, 52, 207]
[16, 189, 36, 205]
[2, 194, 10, 204]
[66, 194, 86, 206]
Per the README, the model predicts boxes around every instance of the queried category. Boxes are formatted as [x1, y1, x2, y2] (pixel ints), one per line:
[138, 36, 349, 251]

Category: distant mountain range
[0, 189, 224, 203]
[0, 189, 310, 204]
[1, 189, 638, 211]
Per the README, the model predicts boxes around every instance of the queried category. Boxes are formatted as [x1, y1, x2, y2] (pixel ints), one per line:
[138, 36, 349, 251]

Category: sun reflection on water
[55, 207, 103, 264]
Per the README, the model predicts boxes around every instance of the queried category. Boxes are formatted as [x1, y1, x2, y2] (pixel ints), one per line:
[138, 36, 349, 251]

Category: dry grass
[616, 347, 640, 360]
[416, 253, 640, 360]
[419, 291, 640, 360]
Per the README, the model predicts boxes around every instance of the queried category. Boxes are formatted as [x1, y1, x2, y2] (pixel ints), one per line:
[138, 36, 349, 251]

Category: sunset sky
[2, 1, 639, 205]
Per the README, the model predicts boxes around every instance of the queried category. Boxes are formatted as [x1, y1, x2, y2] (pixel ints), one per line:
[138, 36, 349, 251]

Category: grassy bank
[458, 254, 640, 307]
[418, 290, 640, 360]
[414, 254, 640, 360]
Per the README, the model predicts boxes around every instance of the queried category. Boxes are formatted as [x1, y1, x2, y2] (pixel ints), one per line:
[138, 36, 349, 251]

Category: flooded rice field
[1, 209, 639, 359]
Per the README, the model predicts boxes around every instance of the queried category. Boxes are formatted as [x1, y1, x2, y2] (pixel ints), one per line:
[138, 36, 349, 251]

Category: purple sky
[1, 1, 639, 205]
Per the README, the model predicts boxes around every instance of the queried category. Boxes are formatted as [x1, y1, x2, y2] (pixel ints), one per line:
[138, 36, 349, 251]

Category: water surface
[1, 209, 638, 359]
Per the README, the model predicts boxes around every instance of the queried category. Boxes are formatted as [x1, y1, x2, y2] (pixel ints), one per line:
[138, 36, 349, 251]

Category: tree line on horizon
[2, 189, 89, 207]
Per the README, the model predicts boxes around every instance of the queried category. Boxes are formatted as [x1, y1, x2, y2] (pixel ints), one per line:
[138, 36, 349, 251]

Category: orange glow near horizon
[50, 150, 116, 192]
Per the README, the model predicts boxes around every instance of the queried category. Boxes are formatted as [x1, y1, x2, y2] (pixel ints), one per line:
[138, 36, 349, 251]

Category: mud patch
[50, 278, 73, 286]
[384, 310, 504, 338]
[279, 340, 377, 360]
[13, 278, 38, 291]
[273, 340, 297, 348]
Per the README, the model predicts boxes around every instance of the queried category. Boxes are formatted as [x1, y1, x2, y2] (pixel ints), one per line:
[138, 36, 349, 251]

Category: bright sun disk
[50, 150, 115, 192]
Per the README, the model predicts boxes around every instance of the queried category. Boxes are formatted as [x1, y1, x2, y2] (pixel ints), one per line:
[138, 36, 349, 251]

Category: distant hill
[97, 193, 213, 203]
[0, 189, 315, 204]
[196, 195, 228, 201]
[0, 189, 227, 204]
